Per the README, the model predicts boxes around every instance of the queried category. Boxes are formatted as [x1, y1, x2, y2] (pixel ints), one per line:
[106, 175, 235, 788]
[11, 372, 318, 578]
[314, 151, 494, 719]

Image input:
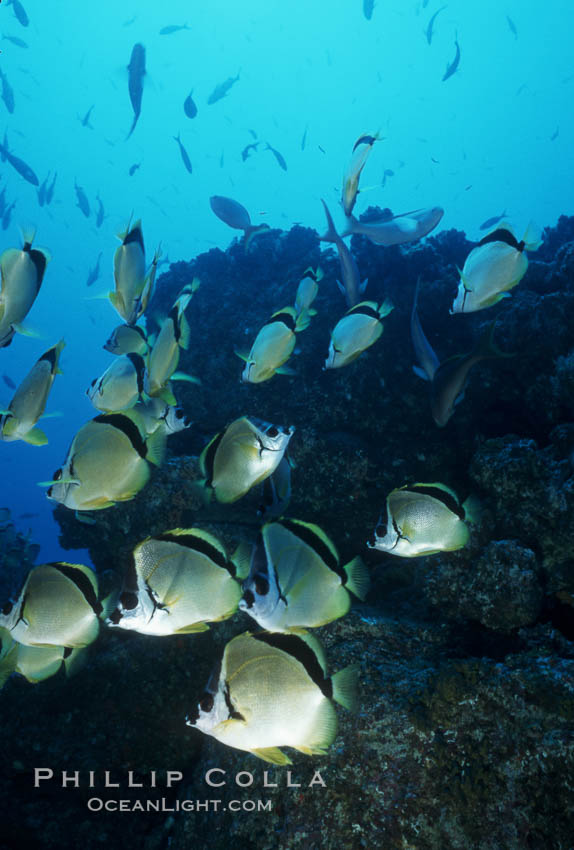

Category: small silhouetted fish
[2, 34, 28, 48]
[129, 162, 141, 176]
[442, 36, 460, 81]
[86, 252, 103, 288]
[425, 6, 447, 45]
[363, 0, 375, 20]
[74, 180, 90, 217]
[159, 24, 190, 35]
[11, 0, 29, 27]
[95, 195, 105, 228]
[207, 71, 240, 105]
[123, 15, 137, 27]
[550, 127, 559, 141]
[0, 132, 38, 185]
[126, 43, 146, 139]
[0, 69, 16, 114]
[381, 168, 394, 187]
[46, 171, 57, 205]
[241, 141, 259, 161]
[318, 145, 326, 154]
[479, 210, 507, 230]
[80, 105, 95, 128]
[173, 133, 192, 173]
[248, 128, 258, 140]
[2, 374, 16, 389]
[2, 201, 16, 230]
[506, 15, 517, 38]
[183, 91, 197, 119]
[37, 173, 50, 207]
[301, 125, 308, 151]
[265, 142, 287, 171]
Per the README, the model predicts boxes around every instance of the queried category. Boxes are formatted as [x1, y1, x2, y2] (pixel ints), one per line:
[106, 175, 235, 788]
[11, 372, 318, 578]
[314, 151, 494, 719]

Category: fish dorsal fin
[93, 412, 147, 457]
[43, 562, 101, 615]
[199, 429, 225, 481]
[252, 629, 329, 683]
[155, 528, 232, 574]
[406, 482, 463, 518]
[274, 518, 341, 577]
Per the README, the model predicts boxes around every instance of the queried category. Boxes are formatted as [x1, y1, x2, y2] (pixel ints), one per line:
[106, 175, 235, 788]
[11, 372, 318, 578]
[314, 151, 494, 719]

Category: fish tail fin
[475, 321, 514, 360]
[378, 298, 394, 319]
[20, 224, 36, 246]
[243, 223, 269, 252]
[343, 556, 370, 601]
[522, 220, 543, 251]
[319, 199, 339, 242]
[331, 665, 359, 713]
[462, 494, 482, 525]
[294, 308, 312, 330]
[145, 428, 167, 466]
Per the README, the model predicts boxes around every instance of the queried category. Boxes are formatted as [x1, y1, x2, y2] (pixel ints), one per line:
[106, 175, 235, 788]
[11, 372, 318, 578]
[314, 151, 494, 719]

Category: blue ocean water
[0, 1, 572, 560]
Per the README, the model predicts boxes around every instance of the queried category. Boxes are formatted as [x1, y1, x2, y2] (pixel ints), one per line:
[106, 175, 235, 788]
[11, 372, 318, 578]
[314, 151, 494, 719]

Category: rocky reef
[1, 214, 573, 848]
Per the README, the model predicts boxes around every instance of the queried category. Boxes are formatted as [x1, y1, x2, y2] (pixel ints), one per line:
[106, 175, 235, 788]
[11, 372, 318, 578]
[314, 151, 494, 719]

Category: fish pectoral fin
[250, 747, 292, 766]
[275, 364, 296, 376]
[412, 365, 431, 381]
[336, 280, 346, 297]
[234, 349, 253, 363]
[63, 647, 87, 678]
[12, 322, 40, 338]
[173, 622, 210, 634]
[22, 427, 48, 446]
[171, 370, 201, 384]
[156, 386, 177, 406]
[74, 511, 98, 525]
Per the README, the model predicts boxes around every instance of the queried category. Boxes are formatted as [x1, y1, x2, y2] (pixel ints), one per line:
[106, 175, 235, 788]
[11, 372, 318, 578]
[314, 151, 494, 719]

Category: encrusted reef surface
[2, 214, 574, 849]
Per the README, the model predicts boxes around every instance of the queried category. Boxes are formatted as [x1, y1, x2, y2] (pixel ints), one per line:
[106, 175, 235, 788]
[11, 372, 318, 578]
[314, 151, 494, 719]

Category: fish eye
[119, 591, 138, 611]
[266, 426, 278, 438]
[175, 408, 184, 420]
[108, 609, 123, 625]
[254, 575, 269, 596]
[199, 693, 214, 713]
[375, 524, 386, 537]
[53, 469, 62, 481]
[1, 601, 13, 616]
[241, 589, 255, 608]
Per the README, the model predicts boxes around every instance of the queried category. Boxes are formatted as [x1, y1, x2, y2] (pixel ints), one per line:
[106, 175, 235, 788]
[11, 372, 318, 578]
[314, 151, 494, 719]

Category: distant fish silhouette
[74, 180, 90, 217]
[159, 24, 190, 35]
[479, 210, 507, 231]
[80, 105, 95, 129]
[265, 143, 287, 171]
[363, 0, 375, 20]
[2, 374, 16, 390]
[0, 132, 38, 185]
[207, 71, 240, 105]
[173, 134, 192, 174]
[183, 91, 197, 119]
[126, 43, 146, 139]
[426, 6, 447, 45]
[442, 35, 460, 81]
